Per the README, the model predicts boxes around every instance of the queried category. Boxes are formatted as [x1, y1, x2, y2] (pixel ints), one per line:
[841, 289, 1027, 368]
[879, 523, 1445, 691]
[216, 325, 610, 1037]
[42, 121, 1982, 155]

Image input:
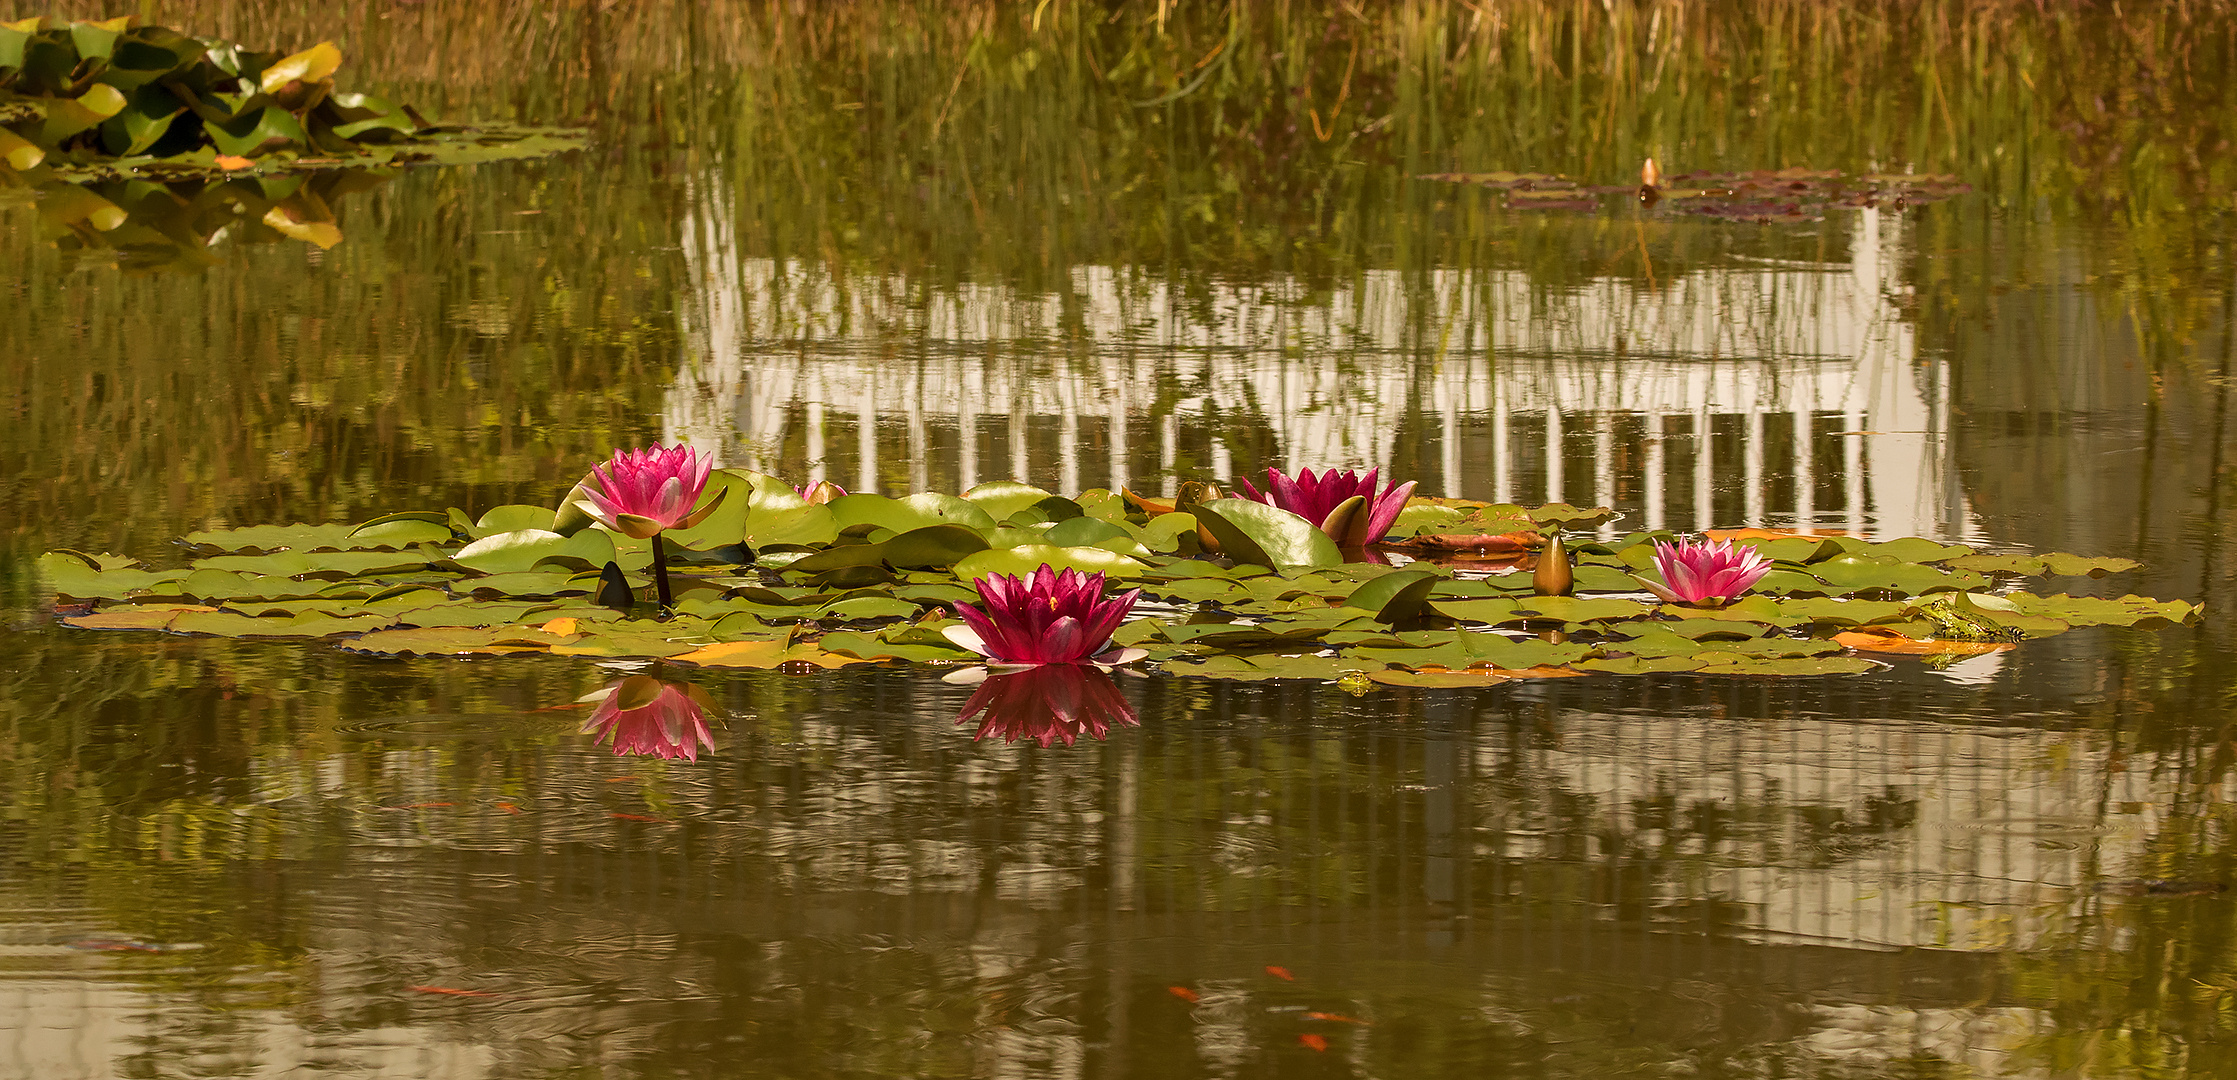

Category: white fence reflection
[670, 204, 1976, 540]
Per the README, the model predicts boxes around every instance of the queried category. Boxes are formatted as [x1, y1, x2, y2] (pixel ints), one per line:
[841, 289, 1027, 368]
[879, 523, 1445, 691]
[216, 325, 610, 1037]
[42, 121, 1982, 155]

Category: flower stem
[650, 532, 674, 611]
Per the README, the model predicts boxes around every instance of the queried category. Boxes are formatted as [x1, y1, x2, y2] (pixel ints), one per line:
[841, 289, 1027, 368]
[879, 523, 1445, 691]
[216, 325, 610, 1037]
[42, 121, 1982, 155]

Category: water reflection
[8, 169, 386, 272]
[956, 664, 1139, 748]
[578, 674, 720, 760]
[671, 198, 1966, 540]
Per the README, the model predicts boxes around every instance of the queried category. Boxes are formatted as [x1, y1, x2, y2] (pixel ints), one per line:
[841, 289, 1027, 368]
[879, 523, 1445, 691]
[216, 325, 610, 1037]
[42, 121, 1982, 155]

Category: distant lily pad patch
[1415, 165, 1973, 223]
[3, 17, 583, 267]
[1, 17, 585, 181]
[38, 470, 2202, 689]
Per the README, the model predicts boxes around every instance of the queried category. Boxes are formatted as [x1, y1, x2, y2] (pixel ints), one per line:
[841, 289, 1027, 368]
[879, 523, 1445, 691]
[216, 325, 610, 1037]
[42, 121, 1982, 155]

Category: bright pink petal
[1363, 479, 1416, 544]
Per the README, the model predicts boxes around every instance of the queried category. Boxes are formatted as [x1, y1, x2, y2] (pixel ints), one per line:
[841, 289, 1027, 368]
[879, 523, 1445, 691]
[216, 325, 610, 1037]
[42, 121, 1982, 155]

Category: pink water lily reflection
[943, 565, 1146, 668]
[958, 664, 1139, 748]
[1636, 538, 1774, 607]
[580, 675, 720, 761]
[1236, 467, 1417, 547]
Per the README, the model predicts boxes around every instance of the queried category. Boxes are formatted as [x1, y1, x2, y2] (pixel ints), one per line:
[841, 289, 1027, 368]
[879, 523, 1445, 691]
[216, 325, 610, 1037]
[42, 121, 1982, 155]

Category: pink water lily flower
[1236, 467, 1417, 547]
[798, 479, 846, 505]
[581, 676, 719, 761]
[1637, 538, 1774, 607]
[943, 565, 1147, 668]
[580, 444, 723, 539]
[958, 665, 1140, 748]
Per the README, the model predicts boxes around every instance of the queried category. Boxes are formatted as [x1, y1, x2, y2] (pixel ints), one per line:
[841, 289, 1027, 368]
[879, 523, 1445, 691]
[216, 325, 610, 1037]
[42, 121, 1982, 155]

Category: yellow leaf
[260, 41, 343, 93]
[1833, 629, 2012, 656]
[668, 640, 792, 668]
[262, 207, 342, 250]
[1489, 665, 1590, 679]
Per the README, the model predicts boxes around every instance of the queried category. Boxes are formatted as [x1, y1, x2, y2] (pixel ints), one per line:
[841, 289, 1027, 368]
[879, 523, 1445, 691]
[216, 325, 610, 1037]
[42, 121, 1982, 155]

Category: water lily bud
[1533, 532, 1574, 596]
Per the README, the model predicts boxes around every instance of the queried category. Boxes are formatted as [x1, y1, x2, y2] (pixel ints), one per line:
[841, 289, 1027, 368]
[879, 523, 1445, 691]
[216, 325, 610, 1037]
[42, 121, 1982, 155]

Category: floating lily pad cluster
[38, 469, 2201, 688]
[0, 16, 582, 184]
[1415, 167, 1973, 223]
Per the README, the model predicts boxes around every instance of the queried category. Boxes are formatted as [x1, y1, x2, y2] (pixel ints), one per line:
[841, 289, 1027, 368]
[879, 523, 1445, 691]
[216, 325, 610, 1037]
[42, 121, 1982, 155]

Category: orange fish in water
[1308, 1012, 1370, 1025]
[1166, 986, 1200, 1004]
[1299, 1034, 1329, 1052]
[1265, 965, 1295, 981]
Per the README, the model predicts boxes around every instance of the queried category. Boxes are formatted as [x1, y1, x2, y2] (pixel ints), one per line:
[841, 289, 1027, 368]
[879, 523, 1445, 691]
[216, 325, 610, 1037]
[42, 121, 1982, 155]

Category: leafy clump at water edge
[0, 16, 582, 183]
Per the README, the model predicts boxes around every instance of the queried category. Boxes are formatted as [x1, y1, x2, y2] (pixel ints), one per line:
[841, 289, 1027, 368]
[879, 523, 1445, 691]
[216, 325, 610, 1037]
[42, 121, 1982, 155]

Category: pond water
[6, 3, 2237, 1077]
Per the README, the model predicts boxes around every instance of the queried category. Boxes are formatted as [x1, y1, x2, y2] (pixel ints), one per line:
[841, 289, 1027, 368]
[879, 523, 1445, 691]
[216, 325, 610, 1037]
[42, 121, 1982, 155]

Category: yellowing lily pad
[669, 640, 880, 669]
[60, 604, 216, 630]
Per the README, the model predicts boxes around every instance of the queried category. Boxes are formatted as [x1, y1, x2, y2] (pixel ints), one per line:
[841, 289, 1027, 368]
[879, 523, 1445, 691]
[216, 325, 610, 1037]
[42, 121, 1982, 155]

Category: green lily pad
[1365, 669, 1514, 688]
[167, 609, 395, 638]
[546, 620, 715, 659]
[1431, 598, 1523, 624]
[1043, 516, 1129, 547]
[1946, 554, 2043, 576]
[882, 524, 993, 569]
[2004, 593, 2202, 629]
[1741, 537, 1848, 564]
[1624, 619, 1771, 640]
[182, 518, 451, 554]
[818, 596, 925, 622]
[1752, 568, 1833, 596]
[1157, 620, 1340, 648]
[1352, 633, 1593, 670]
[190, 549, 431, 578]
[340, 623, 576, 657]
[1575, 655, 1709, 675]
[1858, 537, 1975, 563]
[1763, 597, 1911, 626]
[1807, 555, 1988, 597]
[1138, 513, 1200, 553]
[1508, 596, 1653, 622]
[453, 528, 617, 574]
[1160, 653, 1381, 681]
[465, 504, 559, 538]
[962, 480, 1058, 520]
[829, 492, 997, 535]
[2040, 553, 2140, 577]
[1191, 499, 1341, 569]
[37, 552, 187, 599]
[459, 571, 593, 598]
[1691, 656, 1879, 677]
[1711, 596, 1810, 627]
[1343, 569, 1441, 625]
[814, 630, 974, 663]
[951, 544, 1147, 581]
[1610, 630, 1839, 659]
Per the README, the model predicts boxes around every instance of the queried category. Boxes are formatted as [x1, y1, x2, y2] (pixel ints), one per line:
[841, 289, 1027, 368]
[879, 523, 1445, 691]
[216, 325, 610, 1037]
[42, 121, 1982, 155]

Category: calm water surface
[5, 4, 2237, 1077]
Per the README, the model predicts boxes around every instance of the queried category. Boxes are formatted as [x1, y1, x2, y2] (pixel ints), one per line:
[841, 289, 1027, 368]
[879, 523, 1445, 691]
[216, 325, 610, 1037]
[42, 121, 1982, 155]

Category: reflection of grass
[8, 0, 2231, 573]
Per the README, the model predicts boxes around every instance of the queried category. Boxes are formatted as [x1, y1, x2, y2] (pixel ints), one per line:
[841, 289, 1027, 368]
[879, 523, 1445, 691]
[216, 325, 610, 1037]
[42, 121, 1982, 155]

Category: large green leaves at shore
[2, 17, 583, 182]
[39, 469, 2201, 687]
